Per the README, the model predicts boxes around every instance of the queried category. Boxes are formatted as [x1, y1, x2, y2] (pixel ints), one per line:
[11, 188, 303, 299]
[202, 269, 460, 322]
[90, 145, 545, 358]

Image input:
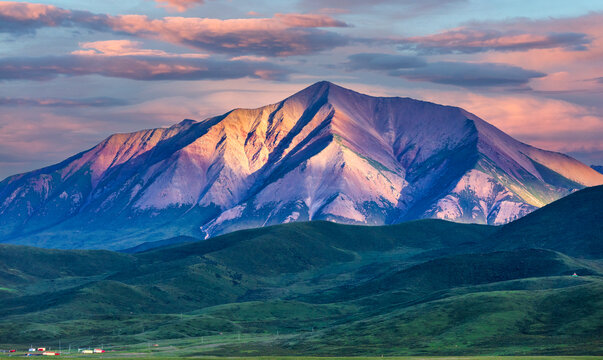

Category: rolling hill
[489, 184, 603, 258]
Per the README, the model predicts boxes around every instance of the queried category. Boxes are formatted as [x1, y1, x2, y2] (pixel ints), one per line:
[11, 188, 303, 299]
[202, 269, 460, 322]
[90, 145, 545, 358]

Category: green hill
[489, 185, 603, 258]
[0, 244, 135, 285]
[282, 279, 603, 356]
[137, 219, 495, 274]
[301, 249, 597, 304]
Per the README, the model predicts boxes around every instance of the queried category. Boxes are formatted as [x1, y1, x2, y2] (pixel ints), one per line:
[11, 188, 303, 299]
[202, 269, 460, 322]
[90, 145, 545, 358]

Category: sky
[1, 0, 602, 179]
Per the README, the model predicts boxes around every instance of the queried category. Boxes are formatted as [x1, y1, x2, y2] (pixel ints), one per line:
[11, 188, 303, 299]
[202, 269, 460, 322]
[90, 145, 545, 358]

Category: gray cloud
[345, 53, 546, 88]
[176, 29, 348, 57]
[391, 61, 546, 87]
[0, 55, 292, 82]
[345, 53, 426, 71]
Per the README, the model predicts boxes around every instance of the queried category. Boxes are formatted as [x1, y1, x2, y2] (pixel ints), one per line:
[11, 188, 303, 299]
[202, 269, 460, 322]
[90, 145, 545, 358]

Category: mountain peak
[1, 83, 602, 249]
[286, 80, 335, 101]
[287, 80, 358, 103]
[175, 119, 197, 126]
[306, 80, 338, 90]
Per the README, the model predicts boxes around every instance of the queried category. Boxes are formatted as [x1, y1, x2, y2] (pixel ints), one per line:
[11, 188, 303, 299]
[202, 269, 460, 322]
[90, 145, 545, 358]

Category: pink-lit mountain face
[1, 82, 602, 249]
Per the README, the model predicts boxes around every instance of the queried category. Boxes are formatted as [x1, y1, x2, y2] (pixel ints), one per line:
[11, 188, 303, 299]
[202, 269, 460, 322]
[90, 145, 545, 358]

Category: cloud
[469, 13, 603, 98]
[229, 55, 269, 62]
[0, 55, 291, 81]
[345, 53, 426, 70]
[399, 29, 590, 54]
[395, 13, 603, 56]
[71, 39, 208, 58]
[0, 1, 108, 34]
[0, 2, 349, 56]
[344, 53, 545, 88]
[105, 13, 349, 56]
[155, 0, 205, 12]
[299, 0, 465, 17]
[391, 61, 546, 87]
[0, 97, 129, 107]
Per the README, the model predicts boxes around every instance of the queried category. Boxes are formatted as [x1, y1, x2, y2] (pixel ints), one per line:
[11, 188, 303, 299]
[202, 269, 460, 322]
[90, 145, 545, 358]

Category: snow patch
[283, 211, 300, 223]
[433, 196, 462, 221]
[215, 204, 246, 223]
[492, 201, 529, 225]
[322, 194, 366, 222]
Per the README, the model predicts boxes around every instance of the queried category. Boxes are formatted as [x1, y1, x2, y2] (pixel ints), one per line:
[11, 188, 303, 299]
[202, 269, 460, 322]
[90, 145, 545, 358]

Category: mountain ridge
[1, 81, 602, 249]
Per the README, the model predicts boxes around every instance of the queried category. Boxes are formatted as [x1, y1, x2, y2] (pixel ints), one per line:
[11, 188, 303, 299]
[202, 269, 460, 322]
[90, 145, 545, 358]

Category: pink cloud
[470, 13, 603, 94]
[0, 2, 349, 56]
[0, 1, 68, 23]
[155, 0, 205, 12]
[0, 1, 108, 33]
[72, 40, 208, 58]
[400, 29, 589, 54]
[229, 55, 269, 62]
[397, 13, 603, 55]
[104, 13, 348, 56]
[272, 13, 347, 28]
[390, 12, 603, 97]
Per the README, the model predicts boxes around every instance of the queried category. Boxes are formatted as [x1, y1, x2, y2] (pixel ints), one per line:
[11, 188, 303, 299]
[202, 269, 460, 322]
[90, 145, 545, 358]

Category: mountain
[1, 81, 602, 249]
[0, 186, 601, 354]
[592, 165, 603, 174]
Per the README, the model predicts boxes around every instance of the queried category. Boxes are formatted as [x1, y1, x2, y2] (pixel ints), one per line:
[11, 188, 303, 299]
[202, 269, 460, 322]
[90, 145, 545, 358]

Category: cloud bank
[0, 54, 291, 81]
[0, 2, 349, 56]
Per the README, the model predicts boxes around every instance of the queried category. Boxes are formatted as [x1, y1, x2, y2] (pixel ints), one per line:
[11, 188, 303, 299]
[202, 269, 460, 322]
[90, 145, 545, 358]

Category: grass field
[0, 187, 602, 356]
[1, 356, 602, 360]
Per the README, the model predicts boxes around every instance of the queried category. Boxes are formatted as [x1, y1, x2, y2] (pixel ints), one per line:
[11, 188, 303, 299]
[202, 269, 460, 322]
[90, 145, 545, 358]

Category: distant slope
[489, 185, 603, 258]
[138, 219, 495, 276]
[304, 249, 594, 304]
[118, 235, 199, 254]
[0, 244, 134, 286]
[284, 280, 603, 356]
